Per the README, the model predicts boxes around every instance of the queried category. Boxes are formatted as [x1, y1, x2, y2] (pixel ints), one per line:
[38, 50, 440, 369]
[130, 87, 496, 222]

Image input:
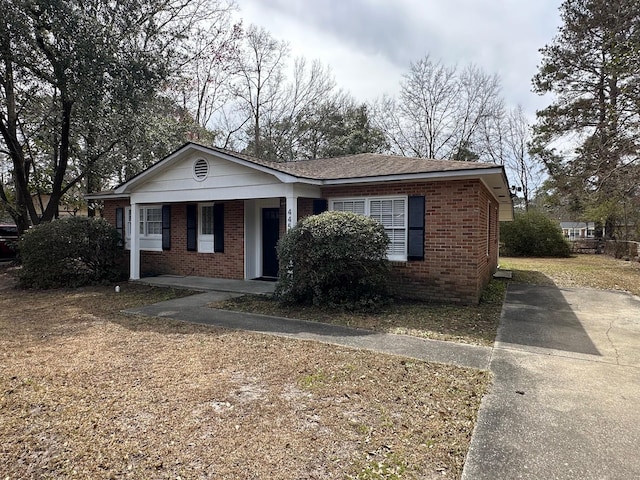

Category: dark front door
[262, 208, 280, 278]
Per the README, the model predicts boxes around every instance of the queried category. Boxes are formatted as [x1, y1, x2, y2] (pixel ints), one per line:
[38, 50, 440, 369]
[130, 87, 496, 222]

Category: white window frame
[198, 203, 215, 253]
[138, 206, 162, 237]
[124, 205, 162, 251]
[330, 196, 408, 262]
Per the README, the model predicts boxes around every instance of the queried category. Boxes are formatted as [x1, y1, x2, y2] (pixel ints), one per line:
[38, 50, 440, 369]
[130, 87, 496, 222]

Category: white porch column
[129, 202, 140, 280]
[285, 194, 298, 231]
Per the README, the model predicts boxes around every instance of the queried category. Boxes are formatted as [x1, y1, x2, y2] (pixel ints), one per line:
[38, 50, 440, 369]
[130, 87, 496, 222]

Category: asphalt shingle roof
[209, 146, 499, 180]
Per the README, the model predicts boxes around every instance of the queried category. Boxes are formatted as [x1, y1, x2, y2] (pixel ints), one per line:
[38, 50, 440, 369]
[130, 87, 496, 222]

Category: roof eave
[85, 192, 130, 201]
[319, 166, 505, 185]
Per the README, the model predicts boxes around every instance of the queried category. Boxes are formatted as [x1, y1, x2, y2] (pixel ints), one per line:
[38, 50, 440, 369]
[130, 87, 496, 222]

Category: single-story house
[560, 221, 596, 241]
[87, 143, 514, 304]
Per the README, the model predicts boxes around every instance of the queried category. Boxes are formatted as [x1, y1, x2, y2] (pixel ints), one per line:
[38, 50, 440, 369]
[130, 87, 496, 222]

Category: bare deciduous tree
[230, 25, 289, 158]
[372, 55, 503, 162]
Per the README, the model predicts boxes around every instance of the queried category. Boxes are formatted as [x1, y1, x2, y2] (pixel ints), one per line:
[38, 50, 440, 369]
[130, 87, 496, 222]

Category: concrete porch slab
[493, 269, 513, 279]
[131, 275, 276, 295]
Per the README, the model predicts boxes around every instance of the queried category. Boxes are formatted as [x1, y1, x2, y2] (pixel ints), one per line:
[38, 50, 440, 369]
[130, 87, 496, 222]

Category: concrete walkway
[124, 279, 491, 371]
[125, 276, 640, 479]
[462, 283, 640, 479]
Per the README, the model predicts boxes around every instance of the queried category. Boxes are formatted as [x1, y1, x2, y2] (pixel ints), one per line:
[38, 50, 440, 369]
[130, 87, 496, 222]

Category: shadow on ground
[500, 271, 600, 356]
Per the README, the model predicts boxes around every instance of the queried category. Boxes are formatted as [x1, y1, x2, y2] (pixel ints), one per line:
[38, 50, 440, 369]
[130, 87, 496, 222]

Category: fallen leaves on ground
[212, 281, 506, 348]
[0, 278, 489, 479]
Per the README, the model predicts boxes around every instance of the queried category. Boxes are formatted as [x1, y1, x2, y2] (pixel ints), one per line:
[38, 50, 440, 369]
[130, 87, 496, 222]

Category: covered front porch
[127, 189, 323, 283]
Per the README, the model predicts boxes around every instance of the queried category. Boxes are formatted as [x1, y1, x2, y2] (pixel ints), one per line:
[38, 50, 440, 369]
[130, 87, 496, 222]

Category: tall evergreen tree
[532, 0, 640, 233]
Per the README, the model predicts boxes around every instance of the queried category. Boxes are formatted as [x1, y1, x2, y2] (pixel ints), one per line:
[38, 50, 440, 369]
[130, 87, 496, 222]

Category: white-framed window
[140, 206, 162, 236]
[330, 196, 407, 261]
[123, 205, 163, 251]
[198, 203, 215, 253]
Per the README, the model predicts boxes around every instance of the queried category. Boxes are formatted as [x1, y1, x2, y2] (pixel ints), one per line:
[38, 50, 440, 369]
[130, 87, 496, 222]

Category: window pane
[371, 199, 402, 228]
[393, 199, 406, 227]
[146, 208, 162, 222]
[332, 197, 407, 260]
[201, 205, 214, 235]
[387, 229, 406, 256]
[333, 200, 365, 215]
[146, 207, 162, 235]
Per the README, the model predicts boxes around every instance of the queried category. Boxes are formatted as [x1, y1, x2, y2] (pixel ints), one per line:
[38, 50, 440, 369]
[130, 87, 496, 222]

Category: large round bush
[275, 211, 391, 310]
[18, 216, 125, 288]
[500, 210, 571, 257]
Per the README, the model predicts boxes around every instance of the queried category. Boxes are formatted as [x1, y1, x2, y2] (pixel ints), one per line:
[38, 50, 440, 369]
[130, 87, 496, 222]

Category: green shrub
[275, 211, 391, 310]
[17, 216, 126, 288]
[500, 210, 571, 257]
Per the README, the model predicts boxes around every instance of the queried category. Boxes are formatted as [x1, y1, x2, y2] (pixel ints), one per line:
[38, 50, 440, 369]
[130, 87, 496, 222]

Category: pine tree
[532, 0, 640, 234]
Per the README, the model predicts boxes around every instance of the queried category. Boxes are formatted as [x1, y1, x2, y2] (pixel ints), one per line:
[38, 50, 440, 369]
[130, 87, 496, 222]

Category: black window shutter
[213, 203, 224, 253]
[313, 199, 328, 215]
[115, 207, 124, 246]
[407, 196, 425, 261]
[186, 204, 197, 251]
[162, 205, 171, 250]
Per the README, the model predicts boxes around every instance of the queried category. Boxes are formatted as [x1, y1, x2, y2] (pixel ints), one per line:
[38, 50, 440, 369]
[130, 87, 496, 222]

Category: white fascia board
[320, 167, 514, 221]
[130, 183, 296, 204]
[85, 192, 130, 201]
[320, 166, 506, 185]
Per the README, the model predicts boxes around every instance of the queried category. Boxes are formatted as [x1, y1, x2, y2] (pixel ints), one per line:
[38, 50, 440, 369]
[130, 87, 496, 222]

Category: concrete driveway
[462, 284, 640, 479]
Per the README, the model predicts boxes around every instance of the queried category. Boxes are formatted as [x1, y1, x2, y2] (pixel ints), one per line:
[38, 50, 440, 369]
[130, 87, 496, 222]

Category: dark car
[0, 224, 18, 258]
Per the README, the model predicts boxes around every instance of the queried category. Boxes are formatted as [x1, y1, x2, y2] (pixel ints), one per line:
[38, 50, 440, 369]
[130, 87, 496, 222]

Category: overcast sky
[235, 0, 564, 121]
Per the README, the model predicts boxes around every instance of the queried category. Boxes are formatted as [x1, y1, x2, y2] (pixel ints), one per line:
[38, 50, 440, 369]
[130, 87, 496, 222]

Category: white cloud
[236, 0, 563, 117]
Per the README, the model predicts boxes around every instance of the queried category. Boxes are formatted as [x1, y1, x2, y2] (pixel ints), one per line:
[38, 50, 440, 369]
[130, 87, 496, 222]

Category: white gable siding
[132, 152, 288, 203]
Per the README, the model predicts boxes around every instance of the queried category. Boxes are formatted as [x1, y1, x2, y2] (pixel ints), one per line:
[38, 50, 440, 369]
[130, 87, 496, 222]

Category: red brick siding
[103, 200, 245, 280]
[102, 180, 500, 304]
[321, 179, 499, 304]
[475, 186, 500, 297]
[297, 197, 315, 220]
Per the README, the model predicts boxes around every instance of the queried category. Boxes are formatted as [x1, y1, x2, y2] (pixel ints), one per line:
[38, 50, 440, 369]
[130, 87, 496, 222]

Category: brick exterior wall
[102, 180, 500, 304]
[321, 179, 500, 304]
[103, 200, 245, 280]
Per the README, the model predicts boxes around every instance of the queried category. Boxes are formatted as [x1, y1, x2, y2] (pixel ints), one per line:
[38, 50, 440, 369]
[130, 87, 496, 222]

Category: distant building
[560, 221, 595, 241]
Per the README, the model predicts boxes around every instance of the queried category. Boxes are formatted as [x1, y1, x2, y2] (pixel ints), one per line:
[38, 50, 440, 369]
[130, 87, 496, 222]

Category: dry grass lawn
[0, 266, 488, 479]
[499, 254, 640, 296]
[212, 281, 506, 348]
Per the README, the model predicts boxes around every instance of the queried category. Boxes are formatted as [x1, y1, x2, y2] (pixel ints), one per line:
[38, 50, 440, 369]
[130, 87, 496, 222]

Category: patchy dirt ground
[0, 269, 489, 479]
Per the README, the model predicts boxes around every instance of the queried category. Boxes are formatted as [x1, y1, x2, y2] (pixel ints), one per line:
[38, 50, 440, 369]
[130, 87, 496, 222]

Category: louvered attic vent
[193, 158, 209, 180]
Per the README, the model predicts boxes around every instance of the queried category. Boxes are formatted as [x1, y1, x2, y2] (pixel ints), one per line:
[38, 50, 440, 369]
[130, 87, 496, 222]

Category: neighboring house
[33, 193, 88, 218]
[87, 143, 514, 304]
[561, 221, 595, 241]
